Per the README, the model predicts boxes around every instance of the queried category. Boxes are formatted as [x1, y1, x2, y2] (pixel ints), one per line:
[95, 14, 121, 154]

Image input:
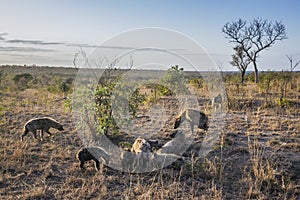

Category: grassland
[0, 65, 299, 199]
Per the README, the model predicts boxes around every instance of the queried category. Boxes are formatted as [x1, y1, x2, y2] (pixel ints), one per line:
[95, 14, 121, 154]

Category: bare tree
[286, 55, 300, 72]
[230, 45, 251, 83]
[222, 18, 287, 83]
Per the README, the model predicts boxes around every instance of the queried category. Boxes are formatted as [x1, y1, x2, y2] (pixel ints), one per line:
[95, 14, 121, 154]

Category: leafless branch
[286, 54, 300, 72]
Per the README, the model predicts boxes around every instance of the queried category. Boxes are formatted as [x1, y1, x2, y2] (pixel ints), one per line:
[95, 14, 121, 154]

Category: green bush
[13, 73, 33, 90]
[189, 77, 205, 90]
[93, 73, 146, 135]
[143, 66, 189, 105]
[160, 65, 189, 95]
[277, 98, 290, 108]
[47, 78, 73, 96]
[63, 98, 72, 112]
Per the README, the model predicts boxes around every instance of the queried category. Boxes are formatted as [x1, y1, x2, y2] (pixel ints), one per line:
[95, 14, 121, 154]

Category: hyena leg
[21, 128, 30, 141]
[44, 129, 52, 136]
[80, 161, 85, 170]
[189, 122, 194, 133]
[32, 129, 38, 139]
[39, 130, 44, 141]
[32, 130, 39, 140]
[94, 159, 100, 171]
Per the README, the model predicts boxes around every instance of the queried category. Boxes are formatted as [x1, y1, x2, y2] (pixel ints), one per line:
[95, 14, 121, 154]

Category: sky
[0, 0, 299, 71]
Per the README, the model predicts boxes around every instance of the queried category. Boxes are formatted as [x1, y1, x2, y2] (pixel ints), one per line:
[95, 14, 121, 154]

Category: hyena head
[57, 124, 64, 131]
[174, 116, 182, 129]
[131, 138, 151, 154]
[198, 112, 209, 131]
[53, 121, 64, 131]
[77, 148, 94, 163]
[76, 147, 102, 171]
[212, 94, 222, 105]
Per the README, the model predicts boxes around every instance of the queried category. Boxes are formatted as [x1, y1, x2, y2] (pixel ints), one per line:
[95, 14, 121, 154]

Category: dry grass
[0, 67, 299, 199]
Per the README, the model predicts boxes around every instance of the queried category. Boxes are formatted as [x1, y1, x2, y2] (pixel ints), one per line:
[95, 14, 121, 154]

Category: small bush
[277, 98, 291, 108]
[13, 73, 33, 90]
[189, 78, 205, 90]
[160, 65, 189, 95]
[63, 98, 72, 112]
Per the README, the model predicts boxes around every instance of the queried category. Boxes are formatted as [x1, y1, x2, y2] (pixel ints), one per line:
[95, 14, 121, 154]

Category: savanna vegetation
[0, 64, 299, 199]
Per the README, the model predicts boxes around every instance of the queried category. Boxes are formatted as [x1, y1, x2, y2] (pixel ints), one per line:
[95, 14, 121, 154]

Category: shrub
[189, 77, 205, 90]
[47, 78, 73, 96]
[93, 71, 146, 135]
[63, 98, 72, 112]
[13, 73, 33, 90]
[160, 65, 189, 95]
[277, 98, 290, 108]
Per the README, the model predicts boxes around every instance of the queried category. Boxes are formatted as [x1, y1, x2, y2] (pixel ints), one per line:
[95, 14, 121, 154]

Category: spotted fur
[174, 109, 208, 133]
[131, 138, 151, 154]
[76, 147, 109, 171]
[212, 94, 223, 112]
[21, 117, 64, 141]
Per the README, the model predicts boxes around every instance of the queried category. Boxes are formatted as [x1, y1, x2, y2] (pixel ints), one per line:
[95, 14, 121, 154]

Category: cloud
[0, 46, 56, 52]
[0, 33, 9, 40]
[66, 43, 137, 50]
[2, 35, 188, 53]
[6, 39, 64, 45]
[67, 43, 188, 53]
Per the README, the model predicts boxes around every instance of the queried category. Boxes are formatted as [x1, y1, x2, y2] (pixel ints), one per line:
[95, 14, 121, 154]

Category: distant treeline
[0, 65, 299, 78]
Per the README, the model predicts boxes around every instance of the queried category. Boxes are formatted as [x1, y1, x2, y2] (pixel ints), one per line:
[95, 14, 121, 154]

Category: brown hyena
[76, 147, 109, 171]
[174, 109, 209, 133]
[21, 117, 64, 141]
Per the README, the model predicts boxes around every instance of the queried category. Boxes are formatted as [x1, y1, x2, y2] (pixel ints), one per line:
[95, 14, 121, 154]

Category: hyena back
[174, 109, 208, 133]
[21, 117, 64, 141]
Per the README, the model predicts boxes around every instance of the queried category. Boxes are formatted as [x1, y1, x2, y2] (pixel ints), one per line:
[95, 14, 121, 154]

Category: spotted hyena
[126, 138, 152, 172]
[76, 147, 109, 171]
[21, 117, 64, 141]
[212, 94, 223, 112]
[131, 138, 152, 154]
[174, 109, 209, 133]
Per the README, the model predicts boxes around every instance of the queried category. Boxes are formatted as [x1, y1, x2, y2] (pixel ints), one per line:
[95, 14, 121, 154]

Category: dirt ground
[0, 87, 299, 199]
[0, 66, 299, 199]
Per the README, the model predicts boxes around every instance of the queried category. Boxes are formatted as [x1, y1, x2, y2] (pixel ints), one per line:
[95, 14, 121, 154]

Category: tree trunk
[241, 70, 245, 84]
[253, 62, 259, 83]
